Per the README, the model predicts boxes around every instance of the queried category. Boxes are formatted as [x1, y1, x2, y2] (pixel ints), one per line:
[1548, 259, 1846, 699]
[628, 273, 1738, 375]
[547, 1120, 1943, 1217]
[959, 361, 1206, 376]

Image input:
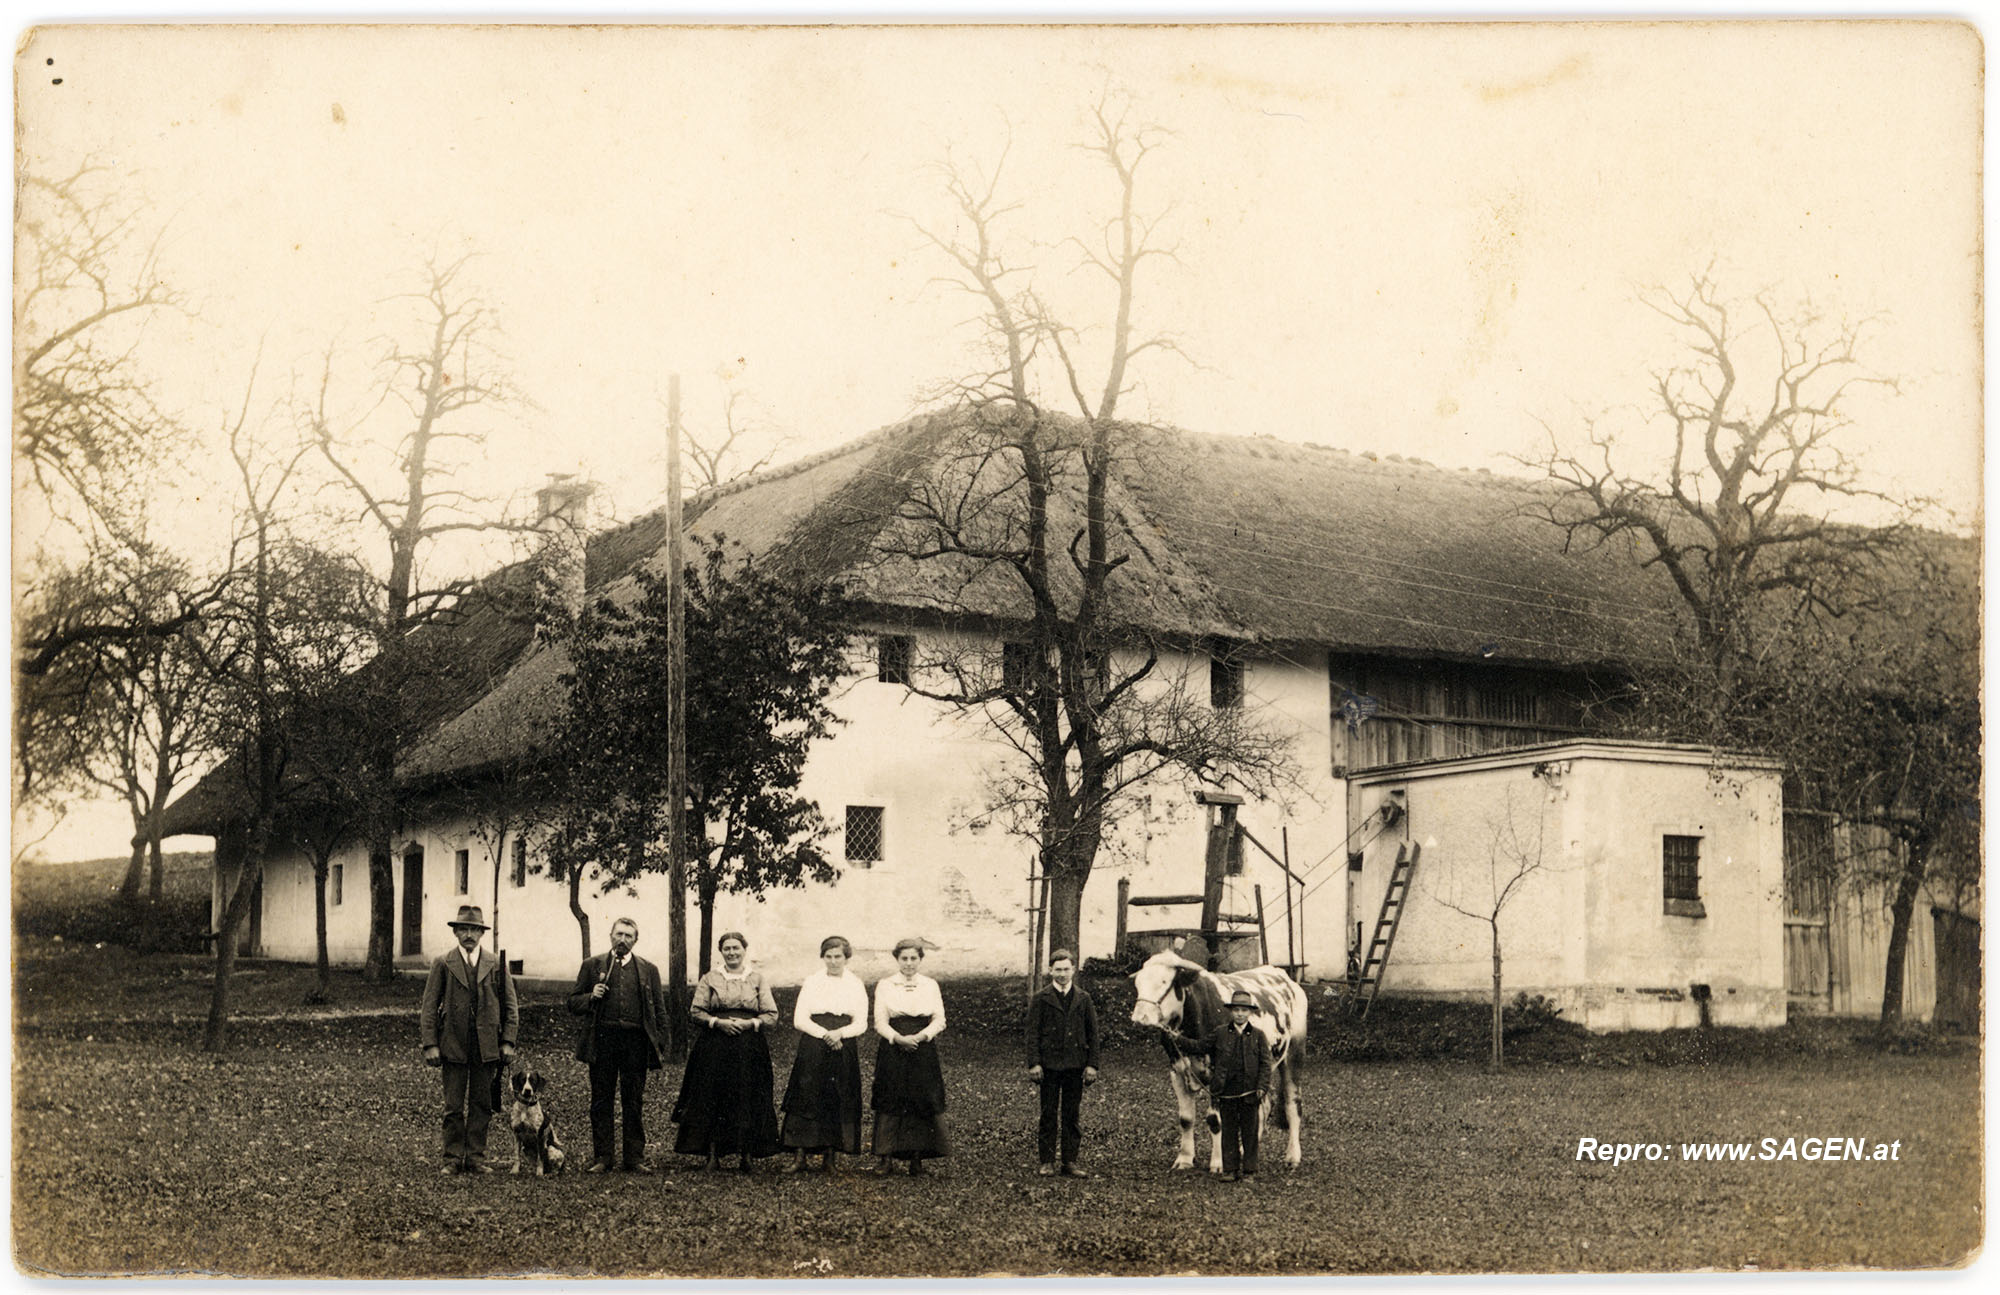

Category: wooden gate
[1931, 908, 1981, 1033]
[1783, 814, 1834, 1011]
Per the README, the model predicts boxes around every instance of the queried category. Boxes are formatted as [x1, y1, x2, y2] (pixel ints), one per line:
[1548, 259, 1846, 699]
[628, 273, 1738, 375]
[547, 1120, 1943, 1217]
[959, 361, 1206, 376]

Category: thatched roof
[159, 411, 1977, 836]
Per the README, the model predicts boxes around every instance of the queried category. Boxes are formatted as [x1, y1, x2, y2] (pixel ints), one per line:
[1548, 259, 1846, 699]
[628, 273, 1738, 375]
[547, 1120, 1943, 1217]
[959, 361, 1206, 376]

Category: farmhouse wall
[237, 635, 1350, 987]
[1348, 742, 1787, 1031]
[1570, 757, 1785, 1030]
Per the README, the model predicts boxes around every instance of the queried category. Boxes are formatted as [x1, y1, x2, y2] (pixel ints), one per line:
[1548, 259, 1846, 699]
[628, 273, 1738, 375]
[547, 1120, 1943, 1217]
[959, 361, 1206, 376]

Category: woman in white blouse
[779, 935, 870, 1172]
[869, 937, 950, 1175]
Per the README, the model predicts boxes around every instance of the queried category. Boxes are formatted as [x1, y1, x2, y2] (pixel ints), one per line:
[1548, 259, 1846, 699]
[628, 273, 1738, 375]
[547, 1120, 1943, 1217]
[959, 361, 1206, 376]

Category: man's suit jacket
[1173, 1022, 1272, 1101]
[567, 952, 669, 1069]
[419, 948, 518, 1065]
[1026, 983, 1101, 1071]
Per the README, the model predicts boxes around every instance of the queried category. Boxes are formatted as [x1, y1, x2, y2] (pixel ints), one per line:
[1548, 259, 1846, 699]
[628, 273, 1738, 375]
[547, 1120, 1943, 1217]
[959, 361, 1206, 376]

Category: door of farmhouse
[401, 847, 425, 957]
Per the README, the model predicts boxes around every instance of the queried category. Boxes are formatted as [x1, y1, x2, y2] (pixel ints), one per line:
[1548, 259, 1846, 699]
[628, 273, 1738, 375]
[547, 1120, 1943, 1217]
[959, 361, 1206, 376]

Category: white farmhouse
[160, 413, 1978, 1027]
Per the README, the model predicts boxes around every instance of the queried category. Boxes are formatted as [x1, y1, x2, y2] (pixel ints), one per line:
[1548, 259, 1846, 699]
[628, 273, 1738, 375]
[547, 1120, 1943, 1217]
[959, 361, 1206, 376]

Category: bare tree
[1426, 793, 1551, 1069]
[889, 99, 1292, 958]
[1525, 272, 1976, 1030]
[309, 253, 524, 983]
[682, 380, 787, 491]
[15, 165, 181, 536]
[71, 558, 224, 906]
[202, 383, 309, 1052]
[1525, 271, 1915, 725]
[13, 169, 233, 685]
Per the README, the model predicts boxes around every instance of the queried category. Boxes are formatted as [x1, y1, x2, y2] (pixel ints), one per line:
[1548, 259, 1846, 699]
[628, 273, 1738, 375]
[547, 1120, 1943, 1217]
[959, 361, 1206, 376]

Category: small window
[1663, 835, 1704, 917]
[455, 848, 470, 895]
[877, 634, 913, 685]
[1210, 654, 1244, 709]
[511, 838, 528, 888]
[1002, 641, 1035, 692]
[331, 863, 343, 907]
[845, 805, 885, 867]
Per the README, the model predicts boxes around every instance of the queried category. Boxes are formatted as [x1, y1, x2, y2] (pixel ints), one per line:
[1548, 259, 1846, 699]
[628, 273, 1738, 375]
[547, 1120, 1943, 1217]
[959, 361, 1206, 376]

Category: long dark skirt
[780, 1024, 862, 1154]
[671, 1012, 781, 1159]
[870, 1013, 949, 1160]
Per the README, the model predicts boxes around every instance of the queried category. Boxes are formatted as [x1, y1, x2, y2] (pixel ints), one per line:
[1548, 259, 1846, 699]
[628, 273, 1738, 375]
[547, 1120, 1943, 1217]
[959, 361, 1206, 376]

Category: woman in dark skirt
[779, 935, 869, 1172]
[671, 931, 782, 1171]
[869, 937, 950, 1175]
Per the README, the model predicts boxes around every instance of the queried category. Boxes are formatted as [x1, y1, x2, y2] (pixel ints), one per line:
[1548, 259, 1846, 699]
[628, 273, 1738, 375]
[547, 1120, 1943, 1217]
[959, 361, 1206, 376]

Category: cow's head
[1129, 951, 1207, 1030]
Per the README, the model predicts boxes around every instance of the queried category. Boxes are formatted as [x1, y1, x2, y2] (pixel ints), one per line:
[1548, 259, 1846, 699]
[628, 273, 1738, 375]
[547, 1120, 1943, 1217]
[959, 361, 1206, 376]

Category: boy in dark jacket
[1167, 989, 1271, 1181]
[1026, 949, 1100, 1178]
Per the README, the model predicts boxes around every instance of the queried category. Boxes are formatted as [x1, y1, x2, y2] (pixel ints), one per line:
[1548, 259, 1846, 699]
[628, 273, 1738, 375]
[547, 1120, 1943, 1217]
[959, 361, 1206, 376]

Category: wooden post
[1199, 804, 1234, 966]
[1115, 877, 1130, 963]
[1254, 884, 1269, 965]
[1282, 826, 1297, 975]
[664, 373, 690, 1058]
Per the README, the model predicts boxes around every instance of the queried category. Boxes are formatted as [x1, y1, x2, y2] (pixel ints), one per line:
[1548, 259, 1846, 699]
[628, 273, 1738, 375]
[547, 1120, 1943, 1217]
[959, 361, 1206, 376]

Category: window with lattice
[511, 837, 528, 888]
[1211, 654, 1244, 709]
[1663, 834, 1704, 917]
[877, 634, 913, 685]
[1002, 641, 1038, 693]
[845, 805, 885, 867]
[455, 848, 470, 895]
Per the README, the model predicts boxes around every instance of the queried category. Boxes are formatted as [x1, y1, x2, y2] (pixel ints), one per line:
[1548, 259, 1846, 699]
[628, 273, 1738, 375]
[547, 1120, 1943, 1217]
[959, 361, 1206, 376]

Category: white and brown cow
[1129, 951, 1307, 1171]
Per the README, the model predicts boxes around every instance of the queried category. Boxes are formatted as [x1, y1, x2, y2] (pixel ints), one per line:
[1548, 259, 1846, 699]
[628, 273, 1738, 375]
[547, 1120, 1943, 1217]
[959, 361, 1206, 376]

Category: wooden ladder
[1351, 842, 1421, 1018]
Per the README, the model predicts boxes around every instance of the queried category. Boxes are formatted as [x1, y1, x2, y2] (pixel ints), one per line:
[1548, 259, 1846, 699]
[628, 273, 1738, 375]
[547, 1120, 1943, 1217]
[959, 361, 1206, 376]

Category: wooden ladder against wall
[1352, 841, 1421, 1018]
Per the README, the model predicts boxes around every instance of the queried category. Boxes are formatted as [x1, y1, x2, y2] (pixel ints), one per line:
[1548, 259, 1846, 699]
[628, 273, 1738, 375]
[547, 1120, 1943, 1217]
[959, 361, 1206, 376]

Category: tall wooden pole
[665, 374, 690, 1057]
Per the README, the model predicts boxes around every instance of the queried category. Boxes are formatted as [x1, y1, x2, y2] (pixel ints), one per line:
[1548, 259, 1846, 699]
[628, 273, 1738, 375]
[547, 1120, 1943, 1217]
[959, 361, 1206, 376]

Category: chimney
[533, 474, 596, 633]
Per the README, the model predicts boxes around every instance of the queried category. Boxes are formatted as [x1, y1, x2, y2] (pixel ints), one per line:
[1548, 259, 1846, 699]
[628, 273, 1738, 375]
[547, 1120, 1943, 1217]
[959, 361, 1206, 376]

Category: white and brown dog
[508, 1069, 566, 1175]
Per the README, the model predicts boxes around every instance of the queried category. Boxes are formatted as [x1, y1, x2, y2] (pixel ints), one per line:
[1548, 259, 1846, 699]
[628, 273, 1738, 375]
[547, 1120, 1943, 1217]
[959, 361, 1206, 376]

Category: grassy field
[9, 938, 1981, 1278]
[10, 851, 211, 953]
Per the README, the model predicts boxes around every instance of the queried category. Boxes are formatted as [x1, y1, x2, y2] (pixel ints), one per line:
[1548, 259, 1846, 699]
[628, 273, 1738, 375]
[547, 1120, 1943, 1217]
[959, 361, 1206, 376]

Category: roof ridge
[583, 412, 940, 545]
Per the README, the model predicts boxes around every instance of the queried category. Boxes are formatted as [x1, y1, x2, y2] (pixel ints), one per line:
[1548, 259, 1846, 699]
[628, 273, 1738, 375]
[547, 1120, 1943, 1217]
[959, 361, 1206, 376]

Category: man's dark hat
[447, 904, 489, 931]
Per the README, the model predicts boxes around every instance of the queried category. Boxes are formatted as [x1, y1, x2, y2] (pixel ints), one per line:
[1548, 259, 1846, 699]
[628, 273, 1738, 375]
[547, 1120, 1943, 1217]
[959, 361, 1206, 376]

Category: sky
[10, 18, 1985, 862]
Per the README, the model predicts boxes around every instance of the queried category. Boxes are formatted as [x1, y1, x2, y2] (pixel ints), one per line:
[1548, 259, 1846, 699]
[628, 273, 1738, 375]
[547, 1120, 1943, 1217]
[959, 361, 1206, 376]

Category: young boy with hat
[1166, 988, 1271, 1181]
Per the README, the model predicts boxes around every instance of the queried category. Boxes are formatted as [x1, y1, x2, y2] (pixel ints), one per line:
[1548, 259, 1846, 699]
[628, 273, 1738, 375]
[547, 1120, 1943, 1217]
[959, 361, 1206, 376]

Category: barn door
[400, 847, 425, 957]
[1782, 814, 1834, 1012]
[1930, 909, 1980, 1033]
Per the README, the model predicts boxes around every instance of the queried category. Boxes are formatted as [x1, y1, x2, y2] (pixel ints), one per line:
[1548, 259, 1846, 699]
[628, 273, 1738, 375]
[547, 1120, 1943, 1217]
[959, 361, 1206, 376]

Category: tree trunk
[697, 879, 716, 977]
[1878, 832, 1929, 1031]
[147, 764, 173, 903]
[362, 834, 396, 983]
[490, 828, 507, 952]
[567, 863, 592, 959]
[117, 837, 146, 905]
[1489, 920, 1504, 1070]
[310, 859, 332, 1004]
[204, 822, 266, 1053]
[1044, 868, 1086, 964]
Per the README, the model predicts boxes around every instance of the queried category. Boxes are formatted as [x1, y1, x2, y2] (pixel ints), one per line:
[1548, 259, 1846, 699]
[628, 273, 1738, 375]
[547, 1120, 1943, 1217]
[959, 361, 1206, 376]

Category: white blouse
[873, 972, 946, 1045]
[792, 969, 871, 1042]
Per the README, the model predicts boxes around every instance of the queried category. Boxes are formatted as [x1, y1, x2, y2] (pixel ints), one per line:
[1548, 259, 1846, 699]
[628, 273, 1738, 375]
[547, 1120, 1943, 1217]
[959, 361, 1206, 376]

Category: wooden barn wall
[1783, 814, 1981, 1024]
[1329, 654, 1594, 773]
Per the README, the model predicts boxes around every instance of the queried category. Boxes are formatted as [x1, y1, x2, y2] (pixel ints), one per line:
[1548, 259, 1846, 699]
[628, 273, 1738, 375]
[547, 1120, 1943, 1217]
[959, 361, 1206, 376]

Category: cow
[1129, 951, 1307, 1172]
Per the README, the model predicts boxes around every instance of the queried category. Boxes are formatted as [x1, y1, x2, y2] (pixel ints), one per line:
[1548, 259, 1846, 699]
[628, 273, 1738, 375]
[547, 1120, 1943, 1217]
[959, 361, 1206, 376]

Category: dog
[507, 1069, 567, 1175]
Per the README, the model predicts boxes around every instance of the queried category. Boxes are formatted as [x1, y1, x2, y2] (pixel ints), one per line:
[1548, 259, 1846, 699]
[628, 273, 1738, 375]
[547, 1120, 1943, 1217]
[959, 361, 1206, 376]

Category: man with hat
[419, 904, 519, 1174]
[1165, 989, 1272, 1182]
